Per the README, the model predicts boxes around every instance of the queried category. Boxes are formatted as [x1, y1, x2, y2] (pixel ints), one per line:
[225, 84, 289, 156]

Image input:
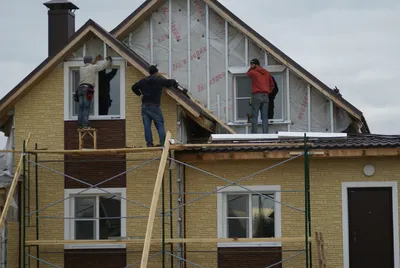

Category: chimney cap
[44, 0, 79, 10]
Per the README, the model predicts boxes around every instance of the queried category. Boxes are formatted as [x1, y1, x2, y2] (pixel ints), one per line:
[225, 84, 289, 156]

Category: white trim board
[216, 185, 281, 248]
[63, 59, 126, 121]
[64, 187, 127, 249]
[341, 181, 399, 268]
[228, 65, 286, 74]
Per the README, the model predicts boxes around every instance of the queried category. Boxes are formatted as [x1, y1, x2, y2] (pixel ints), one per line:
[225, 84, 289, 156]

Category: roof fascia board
[111, 0, 162, 39]
[203, 0, 362, 121]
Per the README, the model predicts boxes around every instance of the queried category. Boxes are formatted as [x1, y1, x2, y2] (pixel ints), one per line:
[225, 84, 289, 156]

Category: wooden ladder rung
[78, 128, 98, 150]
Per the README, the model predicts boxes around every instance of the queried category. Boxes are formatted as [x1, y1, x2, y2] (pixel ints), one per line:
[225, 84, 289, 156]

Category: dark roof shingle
[180, 134, 400, 153]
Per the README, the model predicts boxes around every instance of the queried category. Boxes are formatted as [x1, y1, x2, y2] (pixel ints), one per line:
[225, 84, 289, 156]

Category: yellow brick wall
[14, 64, 65, 268]
[180, 156, 400, 268]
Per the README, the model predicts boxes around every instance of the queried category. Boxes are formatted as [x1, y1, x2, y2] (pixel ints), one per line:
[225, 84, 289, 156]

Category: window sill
[64, 243, 126, 250]
[218, 242, 282, 248]
[65, 116, 125, 121]
[228, 120, 291, 126]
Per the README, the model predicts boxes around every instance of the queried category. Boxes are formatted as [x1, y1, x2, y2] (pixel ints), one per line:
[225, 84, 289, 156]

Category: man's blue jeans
[251, 93, 269, 134]
[142, 104, 166, 147]
[77, 85, 92, 128]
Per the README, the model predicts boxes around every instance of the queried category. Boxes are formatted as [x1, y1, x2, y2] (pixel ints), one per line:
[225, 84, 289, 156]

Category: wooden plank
[165, 90, 201, 118]
[177, 148, 400, 162]
[203, 0, 362, 120]
[191, 100, 236, 134]
[25, 236, 312, 245]
[0, 132, 31, 230]
[140, 131, 172, 268]
[26, 147, 163, 155]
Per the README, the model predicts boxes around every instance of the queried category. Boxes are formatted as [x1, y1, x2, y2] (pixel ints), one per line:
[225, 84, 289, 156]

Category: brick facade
[218, 247, 282, 268]
[64, 249, 126, 268]
[64, 120, 126, 188]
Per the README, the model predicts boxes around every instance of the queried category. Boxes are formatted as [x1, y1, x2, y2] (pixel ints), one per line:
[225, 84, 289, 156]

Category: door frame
[341, 181, 399, 268]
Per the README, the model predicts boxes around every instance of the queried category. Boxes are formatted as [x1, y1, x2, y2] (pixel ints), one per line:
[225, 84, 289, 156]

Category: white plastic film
[189, 0, 207, 105]
[170, 0, 189, 88]
[310, 88, 331, 132]
[85, 36, 103, 58]
[248, 40, 265, 66]
[228, 24, 245, 67]
[289, 72, 308, 132]
[227, 73, 234, 122]
[209, 8, 227, 121]
[126, 19, 151, 63]
[333, 105, 352, 132]
[267, 53, 280, 65]
[152, 1, 170, 74]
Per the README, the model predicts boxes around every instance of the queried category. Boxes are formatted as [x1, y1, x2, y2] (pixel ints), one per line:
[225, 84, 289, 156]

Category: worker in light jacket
[246, 58, 275, 134]
[75, 55, 112, 129]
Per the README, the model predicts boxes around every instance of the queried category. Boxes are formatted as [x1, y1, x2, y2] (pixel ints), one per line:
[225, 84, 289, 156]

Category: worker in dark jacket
[131, 65, 178, 147]
[246, 58, 275, 134]
[99, 68, 118, 115]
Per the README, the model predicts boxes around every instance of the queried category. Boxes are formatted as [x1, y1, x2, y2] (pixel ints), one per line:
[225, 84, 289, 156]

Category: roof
[110, 0, 368, 132]
[0, 19, 235, 133]
[178, 134, 400, 153]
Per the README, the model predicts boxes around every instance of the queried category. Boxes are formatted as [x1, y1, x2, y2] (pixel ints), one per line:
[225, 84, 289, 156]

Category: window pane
[227, 194, 248, 217]
[99, 195, 121, 239]
[236, 99, 251, 121]
[98, 68, 120, 116]
[75, 220, 95, 239]
[227, 219, 248, 238]
[75, 197, 95, 218]
[236, 76, 252, 98]
[71, 70, 94, 116]
[252, 194, 275, 238]
[271, 74, 283, 120]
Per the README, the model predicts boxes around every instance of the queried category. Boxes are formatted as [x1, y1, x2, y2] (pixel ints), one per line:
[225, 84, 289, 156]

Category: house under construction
[0, 0, 398, 268]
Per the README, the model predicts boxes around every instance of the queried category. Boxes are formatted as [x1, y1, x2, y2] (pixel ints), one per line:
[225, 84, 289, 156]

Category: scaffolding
[2, 131, 315, 268]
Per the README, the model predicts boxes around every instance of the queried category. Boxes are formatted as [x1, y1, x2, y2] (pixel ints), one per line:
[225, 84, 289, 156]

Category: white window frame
[217, 185, 282, 248]
[230, 65, 286, 124]
[341, 181, 399, 268]
[64, 188, 127, 249]
[63, 60, 126, 121]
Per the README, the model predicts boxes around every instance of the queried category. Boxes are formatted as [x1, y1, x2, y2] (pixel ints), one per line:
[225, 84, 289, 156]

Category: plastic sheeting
[122, 0, 353, 134]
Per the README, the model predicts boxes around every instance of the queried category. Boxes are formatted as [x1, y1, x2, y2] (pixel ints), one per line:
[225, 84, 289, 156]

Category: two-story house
[0, 0, 399, 268]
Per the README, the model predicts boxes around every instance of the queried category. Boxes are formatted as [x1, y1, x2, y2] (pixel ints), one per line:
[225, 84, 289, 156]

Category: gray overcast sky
[0, 0, 399, 148]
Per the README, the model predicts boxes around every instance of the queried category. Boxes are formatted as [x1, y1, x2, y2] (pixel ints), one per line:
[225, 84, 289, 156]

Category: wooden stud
[25, 236, 312, 245]
[315, 232, 326, 268]
[140, 131, 172, 268]
[77, 128, 98, 150]
[0, 132, 31, 230]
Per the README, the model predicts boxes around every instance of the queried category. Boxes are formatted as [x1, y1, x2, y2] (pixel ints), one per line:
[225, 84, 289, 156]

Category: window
[63, 60, 126, 120]
[234, 73, 284, 122]
[64, 188, 126, 249]
[217, 185, 281, 247]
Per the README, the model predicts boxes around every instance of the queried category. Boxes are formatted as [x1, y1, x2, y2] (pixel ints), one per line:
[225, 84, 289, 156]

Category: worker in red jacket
[246, 58, 275, 134]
